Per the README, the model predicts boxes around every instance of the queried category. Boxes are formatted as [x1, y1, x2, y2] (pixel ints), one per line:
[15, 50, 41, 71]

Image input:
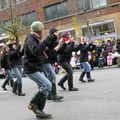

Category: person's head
[117, 39, 120, 44]
[61, 32, 71, 42]
[81, 37, 86, 44]
[61, 32, 70, 38]
[102, 40, 105, 44]
[49, 27, 58, 37]
[107, 40, 111, 45]
[31, 21, 44, 39]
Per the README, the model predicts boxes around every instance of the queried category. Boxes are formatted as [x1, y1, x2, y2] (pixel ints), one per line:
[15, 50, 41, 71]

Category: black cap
[49, 27, 58, 35]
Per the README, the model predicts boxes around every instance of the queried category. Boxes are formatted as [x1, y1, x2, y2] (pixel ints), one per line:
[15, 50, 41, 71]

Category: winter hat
[49, 27, 58, 35]
[61, 32, 71, 43]
[61, 32, 70, 38]
[31, 21, 44, 32]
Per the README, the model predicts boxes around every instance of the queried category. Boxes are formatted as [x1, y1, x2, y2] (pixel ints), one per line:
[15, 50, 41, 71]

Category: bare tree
[0, 0, 31, 45]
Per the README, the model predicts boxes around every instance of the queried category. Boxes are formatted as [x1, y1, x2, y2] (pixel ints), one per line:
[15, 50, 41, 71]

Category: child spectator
[98, 52, 105, 68]
[107, 52, 114, 66]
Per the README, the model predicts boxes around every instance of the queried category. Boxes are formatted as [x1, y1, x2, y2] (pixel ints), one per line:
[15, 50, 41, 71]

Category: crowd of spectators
[54, 39, 120, 73]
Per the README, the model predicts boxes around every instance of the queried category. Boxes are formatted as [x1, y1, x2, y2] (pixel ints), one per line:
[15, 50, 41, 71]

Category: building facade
[0, 0, 120, 42]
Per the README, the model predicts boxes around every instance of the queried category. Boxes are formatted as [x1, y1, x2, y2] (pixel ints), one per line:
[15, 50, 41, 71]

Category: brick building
[0, 0, 120, 42]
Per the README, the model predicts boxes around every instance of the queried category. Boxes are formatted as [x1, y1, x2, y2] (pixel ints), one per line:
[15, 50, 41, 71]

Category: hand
[58, 38, 64, 46]
[70, 37, 74, 42]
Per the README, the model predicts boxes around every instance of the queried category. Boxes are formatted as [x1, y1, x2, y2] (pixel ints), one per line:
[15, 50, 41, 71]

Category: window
[44, 1, 69, 21]
[0, 0, 9, 10]
[82, 21, 115, 40]
[3, 20, 11, 28]
[76, 0, 91, 12]
[91, 0, 107, 9]
[15, 0, 27, 4]
[76, 0, 107, 12]
[20, 11, 37, 26]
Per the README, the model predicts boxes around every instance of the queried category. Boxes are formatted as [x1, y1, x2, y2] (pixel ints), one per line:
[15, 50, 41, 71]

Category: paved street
[0, 67, 120, 120]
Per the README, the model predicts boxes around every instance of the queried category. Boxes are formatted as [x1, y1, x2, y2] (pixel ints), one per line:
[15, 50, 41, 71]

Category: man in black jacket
[43, 27, 63, 102]
[24, 21, 53, 119]
[79, 37, 95, 82]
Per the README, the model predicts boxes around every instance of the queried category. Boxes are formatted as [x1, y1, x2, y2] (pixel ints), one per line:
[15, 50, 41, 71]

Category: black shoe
[47, 95, 53, 100]
[58, 83, 66, 90]
[52, 95, 64, 102]
[1, 86, 7, 91]
[13, 91, 18, 95]
[69, 87, 78, 91]
[18, 92, 26, 96]
[88, 78, 95, 82]
[36, 112, 52, 119]
[79, 79, 86, 82]
[28, 103, 44, 116]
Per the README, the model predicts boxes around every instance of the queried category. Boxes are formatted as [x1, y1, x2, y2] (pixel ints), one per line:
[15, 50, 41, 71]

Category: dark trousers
[59, 62, 73, 89]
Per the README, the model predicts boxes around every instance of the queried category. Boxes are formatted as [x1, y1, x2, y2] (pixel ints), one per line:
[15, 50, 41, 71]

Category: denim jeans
[43, 63, 56, 84]
[81, 62, 91, 72]
[6, 69, 13, 81]
[12, 67, 22, 84]
[98, 58, 105, 67]
[27, 72, 52, 95]
[60, 62, 73, 88]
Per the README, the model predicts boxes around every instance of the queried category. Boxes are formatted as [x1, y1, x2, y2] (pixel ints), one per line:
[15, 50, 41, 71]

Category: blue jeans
[98, 58, 105, 67]
[43, 63, 56, 84]
[6, 69, 13, 81]
[12, 67, 22, 84]
[81, 62, 91, 72]
[27, 72, 52, 95]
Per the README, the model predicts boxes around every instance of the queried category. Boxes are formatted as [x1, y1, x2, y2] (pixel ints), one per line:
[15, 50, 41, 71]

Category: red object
[63, 38, 71, 42]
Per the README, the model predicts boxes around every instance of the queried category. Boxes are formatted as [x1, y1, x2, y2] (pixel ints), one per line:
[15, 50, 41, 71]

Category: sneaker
[36, 112, 52, 119]
[47, 95, 53, 100]
[1, 86, 7, 91]
[69, 87, 78, 91]
[58, 83, 66, 90]
[88, 78, 95, 82]
[18, 92, 26, 96]
[52, 95, 64, 102]
[79, 79, 86, 83]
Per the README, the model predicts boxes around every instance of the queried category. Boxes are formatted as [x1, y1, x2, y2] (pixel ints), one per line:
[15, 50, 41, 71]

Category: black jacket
[79, 43, 96, 62]
[1, 52, 11, 70]
[44, 34, 58, 64]
[58, 42, 77, 63]
[24, 34, 48, 74]
[9, 45, 23, 68]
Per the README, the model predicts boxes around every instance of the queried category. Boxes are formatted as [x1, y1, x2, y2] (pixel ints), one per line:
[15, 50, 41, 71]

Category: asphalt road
[0, 66, 120, 120]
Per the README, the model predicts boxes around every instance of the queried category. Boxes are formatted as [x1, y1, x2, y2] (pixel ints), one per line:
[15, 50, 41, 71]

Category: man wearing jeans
[43, 27, 63, 102]
[24, 21, 52, 119]
[9, 43, 25, 96]
[79, 37, 96, 82]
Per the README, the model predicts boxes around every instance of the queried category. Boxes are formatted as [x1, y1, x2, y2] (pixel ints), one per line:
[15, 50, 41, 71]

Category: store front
[81, 19, 117, 43]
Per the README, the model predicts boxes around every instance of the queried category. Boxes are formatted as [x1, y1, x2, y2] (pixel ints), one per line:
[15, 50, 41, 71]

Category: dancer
[1, 45, 14, 90]
[43, 27, 64, 102]
[79, 37, 95, 82]
[57, 32, 78, 91]
[24, 21, 52, 119]
[9, 42, 25, 96]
